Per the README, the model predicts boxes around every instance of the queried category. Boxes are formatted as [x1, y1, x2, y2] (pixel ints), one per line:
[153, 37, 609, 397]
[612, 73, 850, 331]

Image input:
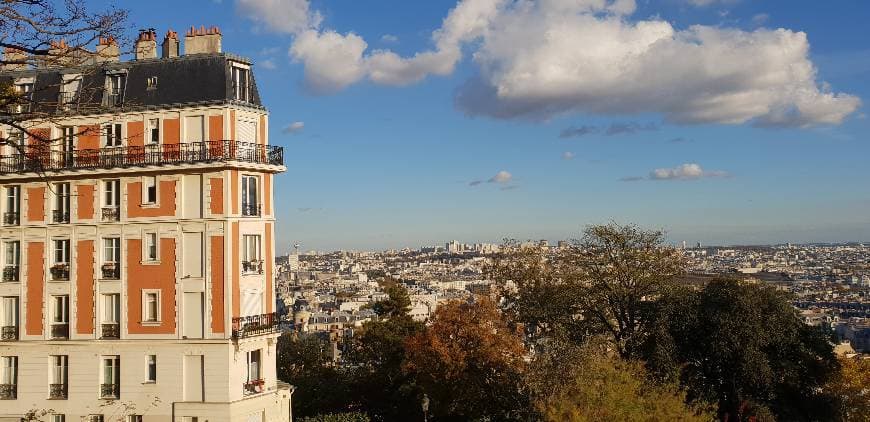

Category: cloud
[685, 0, 738, 6]
[560, 122, 657, 138]
[562, 151, 575, 160]
[489, 170, 512, 184]
[282, 121, 305, 134]
[240, 0, 859, 127]
[751, 13, 769, 26]
[649, 163, 728, 180]
[260, 59, 277, 70]
[559, 125, 598, 138]
[468, 180, 483, 186]
[381, 34, 399, 43]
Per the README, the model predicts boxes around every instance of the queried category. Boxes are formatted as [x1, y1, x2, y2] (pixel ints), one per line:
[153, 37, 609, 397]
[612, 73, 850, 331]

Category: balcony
[50, 264, 70, 281]
[0, 326, 17, 341]
[101, 323, 119, 339]
[2, 266, 18, 282]
[101, 207, 119, 222]
[100, 383, 119, 399]
[52, 210, 70, 223]
[232, 312, 279, 340]
[243, 379, 265, 396]
[242, 260, 263, 275]
[0, 141, 284, 175]
[49, 383, 67, 399]
[2, 212, 18, 225]
[242, 203, 262, 217]
[50, 323, 69, 339]
[0, 384, 16, 400]
[101, 263, 120, 280]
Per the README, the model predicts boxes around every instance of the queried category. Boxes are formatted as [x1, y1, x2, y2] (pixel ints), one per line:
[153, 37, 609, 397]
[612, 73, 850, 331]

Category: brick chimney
[94, 37, 120, 63]
[162, 30, 180, 59]
[135, 29, 158, 60]
[3, 47, 28, 70]
[184, 25, 222, 55]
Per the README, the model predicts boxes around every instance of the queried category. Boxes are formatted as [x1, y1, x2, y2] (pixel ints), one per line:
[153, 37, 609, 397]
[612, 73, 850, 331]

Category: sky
[95, 0, 870, 252]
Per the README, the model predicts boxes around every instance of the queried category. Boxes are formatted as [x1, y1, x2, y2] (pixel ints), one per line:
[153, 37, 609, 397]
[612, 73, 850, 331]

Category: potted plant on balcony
[50, 263, 69, 280]
[101, 262, 118, 278]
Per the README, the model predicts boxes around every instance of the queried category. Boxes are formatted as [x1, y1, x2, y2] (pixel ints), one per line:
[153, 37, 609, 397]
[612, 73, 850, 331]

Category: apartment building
[0, 27, 290, 421]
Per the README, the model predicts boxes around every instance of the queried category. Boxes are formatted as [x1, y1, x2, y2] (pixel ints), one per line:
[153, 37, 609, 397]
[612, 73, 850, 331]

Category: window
[232, 66, 250, 101]
[87, 416, 104, 422]
[104, 123, 122, 147]
[1, 297, 18, 339]
[244, 349, 262, 394]
[60, 126, 75, 158]
[52, 295, 69, 324]
[53, 183, 71, 223]
[11, 82, 33, 113]
[103, 179, 120, 207]
[127, 416, 143, 422]
[143, 291, 159, 323]
[101, 356, 120, 398]
[52, 240, 70, 281]
[60, 74, 82, 109]
[146, 76, 158, 89]
[181, 418, 198, 422]
[147, 119, 160, 145]
[52, 414, 66, 422]
[4, 185, 19, 225]
[102, 294, 120, 324]
[241, 175, 259, 216]
[3, 241, 19, 282]
[107, 73, 126, 106]
[49, 355, 68, 399]
[146, 355, 157, 383]
[144, 176, 157, 204]
[242, 235, 262, 274]
[1, 356, 17, 386]
[145, 232, 158, 261]
[102, 238, 120, 279]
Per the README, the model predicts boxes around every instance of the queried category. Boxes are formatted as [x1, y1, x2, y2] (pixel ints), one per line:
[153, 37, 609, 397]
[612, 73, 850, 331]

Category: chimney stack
[184, 25, 222, 55]
[94, 37, 120, 63]
[2, 47, 28, 70]
[162, 30, 180, 59]
[135, 29, 158, 60]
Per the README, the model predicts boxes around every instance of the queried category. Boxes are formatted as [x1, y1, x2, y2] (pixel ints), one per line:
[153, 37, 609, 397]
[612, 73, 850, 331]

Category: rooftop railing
[0, 140, 283, 175]
[231, 312, 280, 340]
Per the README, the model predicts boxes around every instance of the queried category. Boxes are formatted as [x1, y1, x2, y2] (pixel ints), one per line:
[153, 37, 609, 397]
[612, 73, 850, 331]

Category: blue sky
[101, 0, 869, 252]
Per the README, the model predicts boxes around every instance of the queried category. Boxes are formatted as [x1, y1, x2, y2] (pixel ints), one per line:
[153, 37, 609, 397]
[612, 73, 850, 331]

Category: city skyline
[103, 0, 870, 251]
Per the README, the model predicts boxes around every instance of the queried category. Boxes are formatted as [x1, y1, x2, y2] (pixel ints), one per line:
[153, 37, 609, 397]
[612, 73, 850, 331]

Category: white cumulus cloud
[488, 170, 512, 183]
[237, 0, 322, 34]
[649, 163, 728, 180]
[282, 121, 305, 134]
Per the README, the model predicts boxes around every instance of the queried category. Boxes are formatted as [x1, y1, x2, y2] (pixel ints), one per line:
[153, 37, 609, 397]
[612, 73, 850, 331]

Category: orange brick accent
[164, 118, 180, 144]
[230, 110, 236, 140]
[127, 238, 177, 334]
[231, 222, 240, 318]
[127, 120, 144, 147]
[230, 170, 239, 214]
[209, 178, 224, 215]
[77, 184, 95, 220]
[26, 186, 45, 222]
[264, 174, 272, 216]
[27, 128, 50, 149]
[75, 240, 95, 335]
[127, 180, 176, 218]
[259, 115, 266, 144]
[210, 235, 225, 333]
[26, 242, 44, 336]
[77, 125, 100, 150]
[265, 222, 273, 313]
[208, 115, 223, 141]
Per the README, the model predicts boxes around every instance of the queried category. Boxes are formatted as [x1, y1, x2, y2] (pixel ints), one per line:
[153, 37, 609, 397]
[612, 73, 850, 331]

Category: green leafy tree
[826, 357, 870, 421]
[646, 279, 839, 421]
[276, 333, 353, 418]
[372, 284, 412, 318]
[297, 412, 371, 422]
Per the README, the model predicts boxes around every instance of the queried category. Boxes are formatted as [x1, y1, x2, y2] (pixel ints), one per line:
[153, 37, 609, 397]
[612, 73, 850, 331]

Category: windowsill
[142, 381, 156, 385]
[140, 203, 160, 208]
[140, 321, 162, 326]
[141, 260, 161, 265]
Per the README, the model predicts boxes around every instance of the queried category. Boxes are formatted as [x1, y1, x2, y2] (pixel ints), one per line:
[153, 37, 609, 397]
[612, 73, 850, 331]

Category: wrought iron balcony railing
[50, 264, 70, 281]
[231, 312, 279, 340]
[100, 383, 119, 399]
[50, 323, 69, 339]
[49, 383, 67, 399]
[0, 326, 17, 341]
[0, 384, 16, 399]
[52, 210, 70, 223]
[241, 260, 263, 274]
[101, 323, 119, 339]
[2, 212, 18, 225]
[101, 207, 119, 222]
[101, 264, 120, 280]
[241, 203, 262, 217]
[243, 379, 265, 395]
[2, 266, 18, 282]
[0, 140, 283, 175]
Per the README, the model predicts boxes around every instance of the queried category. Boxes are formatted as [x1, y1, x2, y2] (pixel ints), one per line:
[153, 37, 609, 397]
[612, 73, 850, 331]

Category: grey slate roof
[0, 53, 263, 116]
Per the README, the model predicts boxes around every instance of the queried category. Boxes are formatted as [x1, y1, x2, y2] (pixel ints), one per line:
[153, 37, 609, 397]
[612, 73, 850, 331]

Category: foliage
[297, 412, 371, 422]
[532, 343, 713, 422]
[403, 297, 531, 421]
[372, 283, 411, 318]
[276, 333, 353, 418]
[826, 357, 870, 421]
[645, 279, 839, 421]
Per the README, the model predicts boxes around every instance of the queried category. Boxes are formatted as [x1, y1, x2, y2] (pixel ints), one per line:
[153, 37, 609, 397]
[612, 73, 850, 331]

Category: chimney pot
[162, 29, 180, 59]
[184, 24, 222, 55]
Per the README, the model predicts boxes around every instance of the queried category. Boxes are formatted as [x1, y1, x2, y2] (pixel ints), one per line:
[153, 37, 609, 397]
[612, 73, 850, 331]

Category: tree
[646, 279, 839, 421]
[403, 298, 531, 421]
[0, 0, 128, 151]
[276, 333, 353, 418]
[297, 412, 371, 422]
[372, 283, 411, 318]
[826, 357, 870, 421]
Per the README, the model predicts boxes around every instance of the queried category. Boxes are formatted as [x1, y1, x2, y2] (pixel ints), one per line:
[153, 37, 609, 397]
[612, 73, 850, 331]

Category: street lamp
[421, 393, 430, 422]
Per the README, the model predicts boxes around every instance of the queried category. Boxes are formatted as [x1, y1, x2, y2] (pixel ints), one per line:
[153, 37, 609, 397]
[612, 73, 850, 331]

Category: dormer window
[146, 76, 157, 90]
[59, 75, 81, 111]
[231, 65, 250, 102]
[106, 73, 126, 107]
[10, 81, 33, 114]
